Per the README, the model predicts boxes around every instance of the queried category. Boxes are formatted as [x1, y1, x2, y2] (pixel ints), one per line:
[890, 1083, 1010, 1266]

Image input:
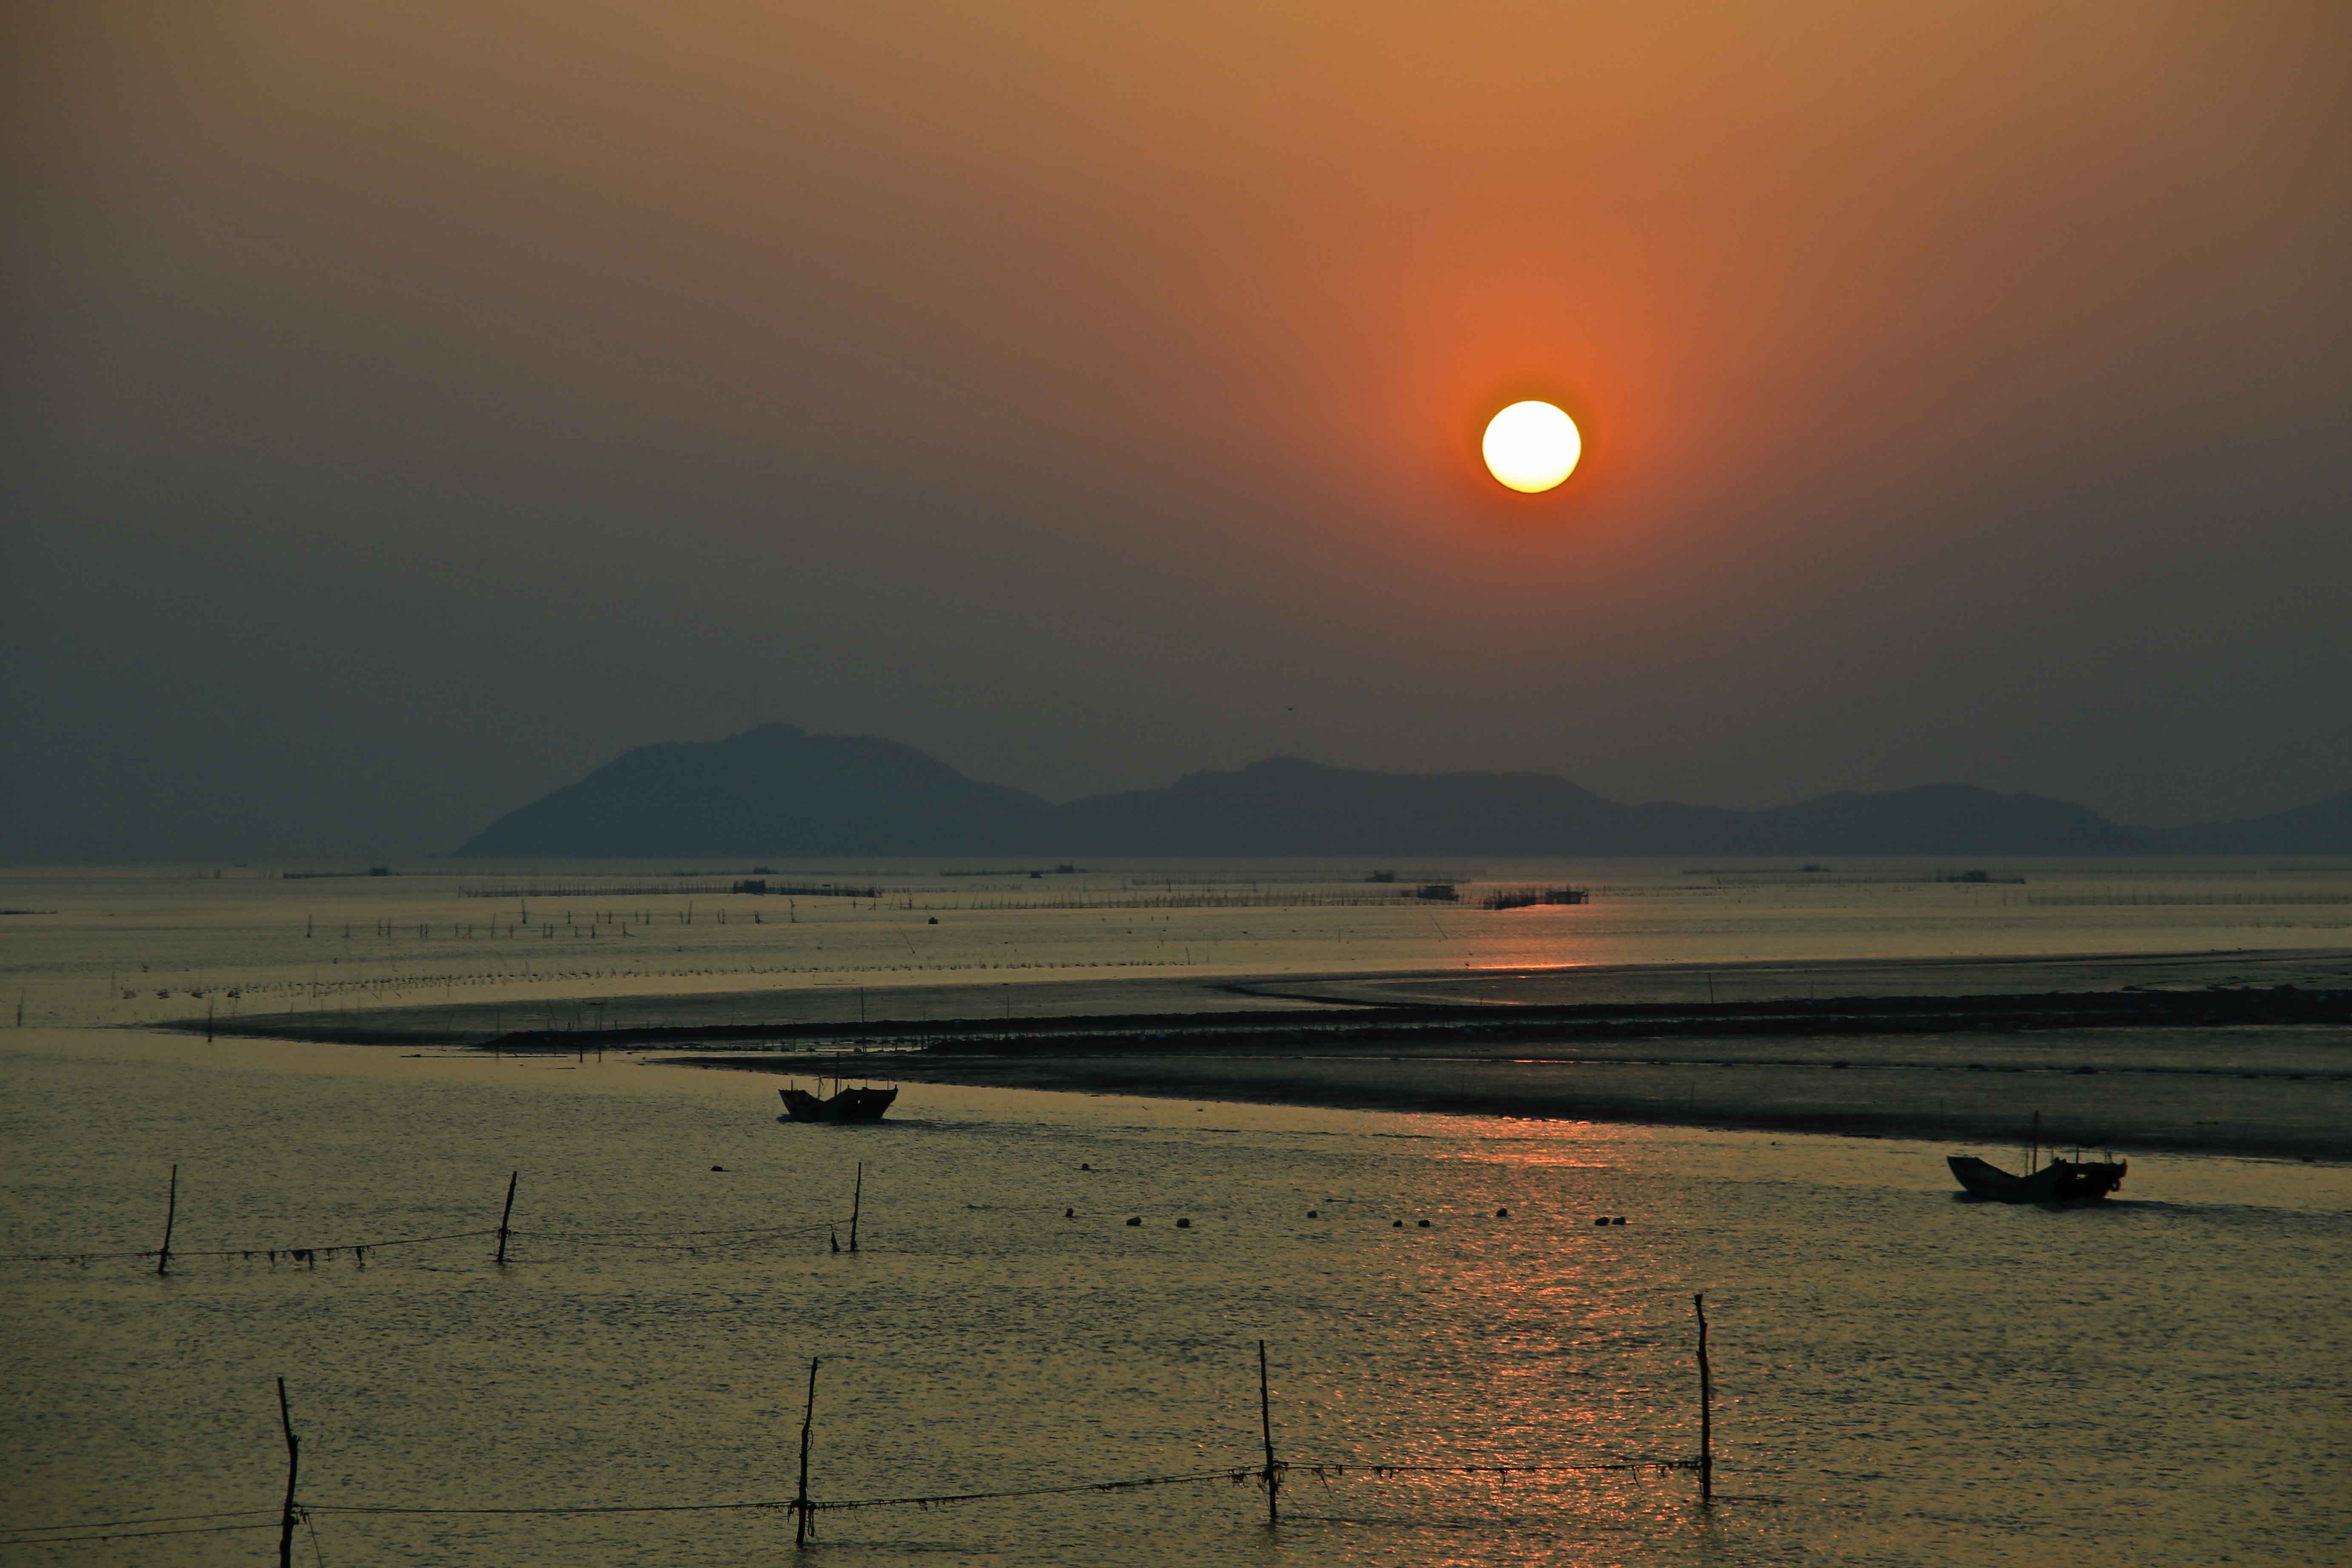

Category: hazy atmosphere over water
[9, 10, 2352, 1560]
[7, 2, 2352, 860]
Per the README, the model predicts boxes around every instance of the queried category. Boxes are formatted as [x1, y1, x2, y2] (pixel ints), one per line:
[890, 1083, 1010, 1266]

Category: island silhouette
[453, 724, 2352, 857]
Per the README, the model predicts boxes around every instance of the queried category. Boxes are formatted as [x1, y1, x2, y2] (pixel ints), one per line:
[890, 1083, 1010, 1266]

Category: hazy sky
[7, 1, 2349, 859]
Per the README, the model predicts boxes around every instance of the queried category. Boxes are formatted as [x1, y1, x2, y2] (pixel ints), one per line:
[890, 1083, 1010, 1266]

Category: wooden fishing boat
[778, 1081, 899, 1123]
[1947, 1152, 2126, 1203]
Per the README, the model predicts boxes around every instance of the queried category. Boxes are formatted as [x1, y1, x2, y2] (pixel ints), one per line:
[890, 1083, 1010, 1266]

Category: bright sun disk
[1482, 401, 1581, 493]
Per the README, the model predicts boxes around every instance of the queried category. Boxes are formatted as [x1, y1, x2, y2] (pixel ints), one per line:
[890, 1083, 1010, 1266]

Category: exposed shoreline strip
[658, 1035, 2351, 1164]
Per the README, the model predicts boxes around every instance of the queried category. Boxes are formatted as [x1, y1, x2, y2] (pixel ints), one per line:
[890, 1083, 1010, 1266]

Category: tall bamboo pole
[849, 1163, 862, 1254]
[795, 1357, 819, 1548]
[1258, 1340, 1280, 1527]
[495, 1170, 518, 1265]
[157, 1165, 177, 1277]
[276, 1378, 300, 1568]
[1693, 1294, 1713, 1505]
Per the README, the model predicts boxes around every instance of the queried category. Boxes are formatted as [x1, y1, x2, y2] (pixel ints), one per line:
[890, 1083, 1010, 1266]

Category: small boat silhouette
[1947, 1153, 2125, 1203]
[778, 1078, 898, 1123]
[1950, 1111, 2124, 1202]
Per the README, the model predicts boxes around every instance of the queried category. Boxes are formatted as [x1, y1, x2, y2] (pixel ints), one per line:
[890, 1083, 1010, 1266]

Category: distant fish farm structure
[458, 880, 879, 900]
[1479, 885, 1593, 910]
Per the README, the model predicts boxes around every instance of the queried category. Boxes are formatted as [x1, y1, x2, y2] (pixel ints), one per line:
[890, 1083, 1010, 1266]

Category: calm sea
[2, 861, 2347, 1564]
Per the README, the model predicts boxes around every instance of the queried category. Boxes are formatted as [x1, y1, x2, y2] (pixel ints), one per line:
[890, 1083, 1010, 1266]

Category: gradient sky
[7, 1, 2349, 859]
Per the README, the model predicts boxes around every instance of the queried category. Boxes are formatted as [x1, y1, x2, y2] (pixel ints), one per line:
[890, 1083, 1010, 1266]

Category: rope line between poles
[0, 1229, 497, 1265]
[0, 1520, 282, 1546]
[1288, 1458, 1700, 1477]
[0, 1507, 280, 1535]
[305, 1500, 786, 1517]
[807, 1465, 1263, 1513]
[509, 1221, 842, 1246]
[2, 1218, 850, 1266]
[300, 1454, 1701, 1523]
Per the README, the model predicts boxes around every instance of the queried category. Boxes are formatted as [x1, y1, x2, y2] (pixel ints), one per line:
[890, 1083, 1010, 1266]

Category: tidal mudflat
[5, 863, 2350, 1563]
[14, 857, 2352, 1039]
[682, 1017, 2352, 1163]
[4, 1025, 2349, 1566]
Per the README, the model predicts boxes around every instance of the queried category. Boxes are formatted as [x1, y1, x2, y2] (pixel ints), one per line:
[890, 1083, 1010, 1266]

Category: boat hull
[1948, 1154, 2125, 1203]
[779, 1086, 898, 1124]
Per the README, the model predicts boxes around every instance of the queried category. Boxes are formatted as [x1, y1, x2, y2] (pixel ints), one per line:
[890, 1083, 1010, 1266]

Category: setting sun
[1481, 401, 1581, 493]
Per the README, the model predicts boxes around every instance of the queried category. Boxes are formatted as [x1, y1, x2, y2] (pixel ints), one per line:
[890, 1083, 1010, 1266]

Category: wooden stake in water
[849, 1163, 863, 1254]
[794, 1357, 819, 1549]
[1258, 1339, 1280, 1527]
[1693, 1293, 1713, 1505]
[276, 1377, 300, 1568]
[157, 1165, 178, 1277]
[495, 1170, 518, 1265]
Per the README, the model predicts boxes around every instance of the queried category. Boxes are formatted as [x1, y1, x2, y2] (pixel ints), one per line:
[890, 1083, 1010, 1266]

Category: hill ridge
[453, 723, 2352, 857]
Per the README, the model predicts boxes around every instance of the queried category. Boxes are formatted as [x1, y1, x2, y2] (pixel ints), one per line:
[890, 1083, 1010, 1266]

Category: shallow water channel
[3, 1030, 2346, 1566]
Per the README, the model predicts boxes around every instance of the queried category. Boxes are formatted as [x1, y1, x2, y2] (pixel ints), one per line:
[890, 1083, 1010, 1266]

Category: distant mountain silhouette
[2144, 788, 2352, 854]
[459, 725, 1050, 857]
[453, 724, 2349, 857]
[1710, 783, 2145, 857]
[1045, 756, 1741, 856]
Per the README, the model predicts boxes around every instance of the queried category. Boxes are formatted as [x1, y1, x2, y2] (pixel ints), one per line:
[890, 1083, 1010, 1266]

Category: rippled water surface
[5, 1030, 2345, 1566]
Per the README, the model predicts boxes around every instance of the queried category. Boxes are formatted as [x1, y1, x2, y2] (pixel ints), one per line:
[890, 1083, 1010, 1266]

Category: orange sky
[7, 1, 2350, 854]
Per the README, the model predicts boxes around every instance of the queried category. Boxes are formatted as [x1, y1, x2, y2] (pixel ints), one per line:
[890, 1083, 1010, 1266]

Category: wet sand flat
[1241, 945, 2352, 1008]
[676, 1022, 2352, 1162]
[184, 946, 2352, 1161]
[200, 945, 2352, 1047]
[610, 951, 2352, 1163]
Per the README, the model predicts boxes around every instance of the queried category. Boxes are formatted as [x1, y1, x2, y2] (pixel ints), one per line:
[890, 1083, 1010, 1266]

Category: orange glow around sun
[1481, 401, 1582, 493]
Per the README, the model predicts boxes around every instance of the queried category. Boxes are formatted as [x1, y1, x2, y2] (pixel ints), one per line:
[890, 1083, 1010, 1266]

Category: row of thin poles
[12, 1305, 1714, 1556]
[248, 1308, 1715, 1563]
[68, 1165, 860, 1276]
[781, 1298, 1714, 1546]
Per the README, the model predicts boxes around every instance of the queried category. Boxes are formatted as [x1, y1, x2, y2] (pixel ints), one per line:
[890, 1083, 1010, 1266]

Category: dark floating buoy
[711, 1165, 727, 1172]
[1307, 1209, 1319, 1218]
[1064, 1207, 1076, 1218]
[1416, 1218, 1431, 1228]
[1175, 1217, 1191, 1229]
[1495, 1207, 1510, 1218]
[1612, 1216, 1628, 1225]
[1125, 1216, 1142, 1226]
[1594, 1216, 1610, 1226]
[1393, 1219, 1404, 1228]
[1080, 1162, 1091, 1171]
[927, 917, 939, 924]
